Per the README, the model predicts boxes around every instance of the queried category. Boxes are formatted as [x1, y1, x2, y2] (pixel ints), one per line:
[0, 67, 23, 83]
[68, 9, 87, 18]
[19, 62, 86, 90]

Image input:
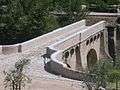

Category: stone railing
[47, 50, 86, 80]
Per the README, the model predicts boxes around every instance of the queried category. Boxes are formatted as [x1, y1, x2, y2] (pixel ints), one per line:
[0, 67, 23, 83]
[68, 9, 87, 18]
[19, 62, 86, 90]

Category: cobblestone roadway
[0, 26, 88, 90]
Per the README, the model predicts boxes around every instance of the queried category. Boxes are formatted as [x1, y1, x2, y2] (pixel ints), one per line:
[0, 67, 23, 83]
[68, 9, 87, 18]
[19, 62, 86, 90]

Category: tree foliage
[87, 0, 120, 12]
[0, 0, 88, 44]
[0, 0, 58, 44]
[87, 0, 120, 5]
[3, 59, 31, 90]
[83, 59, 120, 89]
[108, 69, 120, 90]
[0, 0, 89, 44]
[2, 0, 119, 44]
[52, 0, 89, 26]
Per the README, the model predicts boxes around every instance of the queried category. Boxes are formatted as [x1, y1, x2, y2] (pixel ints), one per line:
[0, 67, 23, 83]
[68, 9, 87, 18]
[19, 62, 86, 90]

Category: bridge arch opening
[87, 49, 97, 70]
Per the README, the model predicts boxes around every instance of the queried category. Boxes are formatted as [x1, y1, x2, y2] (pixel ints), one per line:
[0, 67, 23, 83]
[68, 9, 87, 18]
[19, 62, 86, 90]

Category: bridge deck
[0, 24, 88, 90]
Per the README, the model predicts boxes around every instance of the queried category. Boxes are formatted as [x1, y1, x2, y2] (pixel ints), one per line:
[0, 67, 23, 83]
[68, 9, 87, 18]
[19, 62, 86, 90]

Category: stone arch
[87, 49, 97, 70]
[86, 40, 89, 45]
[64, 51, 69, 59]
[116, 17, 120, 24]
[90, 38, 93, 43]
[70, 48, 74, 56]
[94, 36, 97, 41]
[97, 33, 100, 39]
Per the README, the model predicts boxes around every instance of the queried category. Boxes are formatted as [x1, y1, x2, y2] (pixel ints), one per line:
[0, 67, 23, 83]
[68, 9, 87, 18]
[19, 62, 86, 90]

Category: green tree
[89, 60, 113, 89]
[0, 0, 87, 44]
[83, 58, 120, 89]
[3, 59, 31, 90]
[108, 69, 120, 90]
[87, 0, 120, 5]
[87, 0, 120, 12]
[52, 0, 89, 26]
[0, 0, 58, 44]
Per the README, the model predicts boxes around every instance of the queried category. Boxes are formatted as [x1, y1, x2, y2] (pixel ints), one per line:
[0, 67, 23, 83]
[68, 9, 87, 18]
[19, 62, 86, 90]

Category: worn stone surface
[0, 20, 89, 90]
[0, 48, 87, 90]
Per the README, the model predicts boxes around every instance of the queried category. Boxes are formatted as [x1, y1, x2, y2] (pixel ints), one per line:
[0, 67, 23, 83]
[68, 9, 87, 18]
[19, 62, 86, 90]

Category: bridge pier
[106, 26, 117, 59]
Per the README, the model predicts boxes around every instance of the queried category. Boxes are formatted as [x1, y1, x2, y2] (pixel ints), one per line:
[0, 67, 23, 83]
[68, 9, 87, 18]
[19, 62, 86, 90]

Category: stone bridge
[0, 12, 118, 82]
[46, 20, 109, 79]
[0, 12, 119, 90]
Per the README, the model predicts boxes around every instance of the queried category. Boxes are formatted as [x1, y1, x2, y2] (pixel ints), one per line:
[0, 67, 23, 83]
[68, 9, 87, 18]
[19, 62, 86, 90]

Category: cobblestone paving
[0, 48, 86, 90]
[0, 26, 88, 90]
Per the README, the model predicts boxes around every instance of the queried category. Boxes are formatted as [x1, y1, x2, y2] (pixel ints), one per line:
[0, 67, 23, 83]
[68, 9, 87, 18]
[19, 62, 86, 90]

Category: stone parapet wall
[49, 33, 81, 51]
[0, 46, 2, 55]
[81, 21, 105, 42]
[47, 60, 85, 80]
[1, 44, 21, 55]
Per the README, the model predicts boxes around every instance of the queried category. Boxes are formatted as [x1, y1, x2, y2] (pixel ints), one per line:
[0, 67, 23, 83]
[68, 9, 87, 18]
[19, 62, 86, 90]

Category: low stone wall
[0, 46, 2, 55]
[2, 44, 21, 55]
[47, 60, 85, 80]
[49, 33, 80, 51]
[46, 60, 95, 83]
[45, 50, 95, 88]
[48, 50, 80, 79]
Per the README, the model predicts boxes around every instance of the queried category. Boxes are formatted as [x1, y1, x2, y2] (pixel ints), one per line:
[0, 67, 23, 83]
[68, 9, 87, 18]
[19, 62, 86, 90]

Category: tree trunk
[87, 84, 92, 90]
[15, 84, 18, 90]
[12, 81, 15, 90]
[116, 81, 118, 90]
[18, 82, 21, 90]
